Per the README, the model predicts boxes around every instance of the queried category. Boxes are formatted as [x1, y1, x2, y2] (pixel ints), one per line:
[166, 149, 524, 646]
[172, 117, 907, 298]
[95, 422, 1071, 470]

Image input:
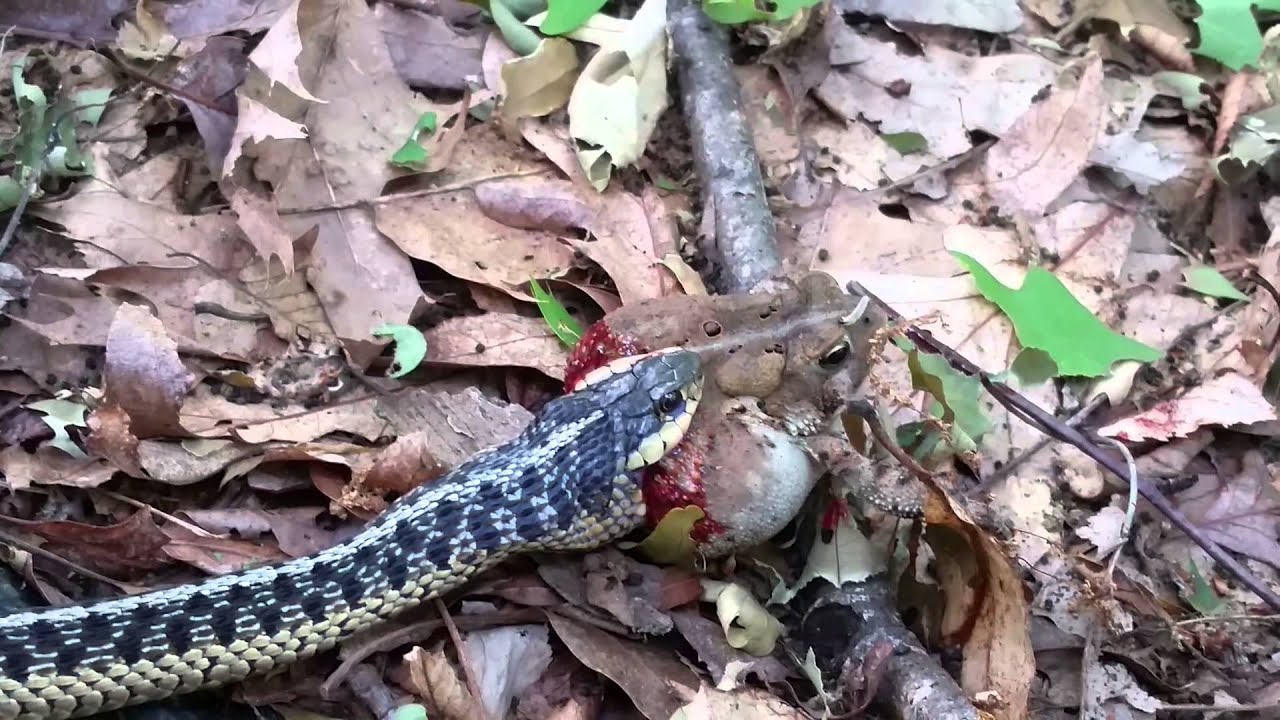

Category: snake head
[570, 347, 703, 472]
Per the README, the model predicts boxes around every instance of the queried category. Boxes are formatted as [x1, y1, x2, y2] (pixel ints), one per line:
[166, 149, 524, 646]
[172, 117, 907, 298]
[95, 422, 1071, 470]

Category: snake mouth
[576, 347, 703, 473]
[567, 346, 696, 392]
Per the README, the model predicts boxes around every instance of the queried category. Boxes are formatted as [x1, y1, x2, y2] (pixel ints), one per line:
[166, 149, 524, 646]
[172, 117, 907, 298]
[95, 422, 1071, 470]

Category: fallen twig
[668, 0, 779, 293]
[851, 282, 1280, 613]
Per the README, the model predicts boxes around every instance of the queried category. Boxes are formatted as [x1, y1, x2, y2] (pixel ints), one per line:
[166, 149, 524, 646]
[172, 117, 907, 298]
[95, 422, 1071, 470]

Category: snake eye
[820, 341, 851, 369]
[655, 390, 683, 415]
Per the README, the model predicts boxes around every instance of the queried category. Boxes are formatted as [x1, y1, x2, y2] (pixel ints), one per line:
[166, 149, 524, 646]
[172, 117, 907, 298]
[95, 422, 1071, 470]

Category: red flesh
[565, 320, 724, 541]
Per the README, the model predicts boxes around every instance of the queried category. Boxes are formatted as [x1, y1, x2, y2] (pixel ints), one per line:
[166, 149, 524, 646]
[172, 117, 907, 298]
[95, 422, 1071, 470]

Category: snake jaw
[565, 320, 726, 543]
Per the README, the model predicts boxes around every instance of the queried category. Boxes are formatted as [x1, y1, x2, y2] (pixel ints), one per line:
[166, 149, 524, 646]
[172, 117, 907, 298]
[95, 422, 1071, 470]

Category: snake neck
[0, 407, 649, 719]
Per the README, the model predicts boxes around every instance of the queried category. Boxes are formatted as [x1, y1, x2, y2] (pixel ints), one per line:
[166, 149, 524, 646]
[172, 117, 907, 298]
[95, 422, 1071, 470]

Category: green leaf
[0, 176, 22, 212]
[1215, 104, 1280, 184]
[12, 56, 50, 176]
[1183, 561, 1225, 615]
[490, 0, 542, 55]
[769, 0, 821, 19]
[654, 174, 683, 192]
[530, 278, 583, 346]
[12, 56, 46, 108]
[1191, 0, 1280, 70]
[881, 131, 928, 155]
[1010, 348, 1059, 385]
[52, 116, 87, 175]
[71, 87, 113, 126]
[952, 252, 1162, 377]
[371, 324, 428, 378]
[635, 505, 703, 564]
[1182, 266, 1249, 301]
[702, 0, 768, 25]
[905, 343, 992, 453]
[391, 705, 429, 720]
[25, 398, 88, 457]
[1152, 71, 1210, 111]
[540, 0, 608, 35]
[390, 112, 439, 171]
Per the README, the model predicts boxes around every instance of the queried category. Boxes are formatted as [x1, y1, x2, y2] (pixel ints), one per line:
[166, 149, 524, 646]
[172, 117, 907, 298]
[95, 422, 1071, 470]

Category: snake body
[0, 348, 703, 720]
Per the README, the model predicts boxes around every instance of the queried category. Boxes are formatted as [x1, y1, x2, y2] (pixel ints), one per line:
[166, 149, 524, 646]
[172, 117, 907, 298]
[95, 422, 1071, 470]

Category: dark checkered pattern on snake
[0, 348, 703, 720]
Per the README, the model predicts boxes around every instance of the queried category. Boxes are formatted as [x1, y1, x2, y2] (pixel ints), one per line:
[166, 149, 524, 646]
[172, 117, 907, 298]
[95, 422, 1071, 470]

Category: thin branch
[851, 282, 1280, 612]
[435, 597, 484, 716]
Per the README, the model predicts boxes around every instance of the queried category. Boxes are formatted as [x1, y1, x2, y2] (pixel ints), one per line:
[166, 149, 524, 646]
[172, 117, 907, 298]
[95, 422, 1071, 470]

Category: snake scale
[0, 348, 704, 720]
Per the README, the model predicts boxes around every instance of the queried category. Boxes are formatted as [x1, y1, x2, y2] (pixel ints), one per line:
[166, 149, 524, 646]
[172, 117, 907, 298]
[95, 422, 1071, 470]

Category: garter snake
[0, 348, 704, 720]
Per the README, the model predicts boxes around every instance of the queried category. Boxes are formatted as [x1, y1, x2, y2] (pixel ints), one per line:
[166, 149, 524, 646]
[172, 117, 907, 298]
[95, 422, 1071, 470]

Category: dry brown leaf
[546, 613, 698, 720]
[425, 314, 566, 379]
[2, 0, 130, 42]
[513, 654, 603, 720]
[136, 437, 264, 485]
[231, 400, 387, 445]
[920, 490, 1033, 720]
[347, 385, 533, 502]
[221, 94, 308, 177]
[178, 389, 302, 438]
[817, 28, 1058, 159]
[669, 684, 807, 720]
[0, 509, 173, 580]
[47, 264, 283, 362]
[1127, 25, 1195, 72]
[167, 35, 249, 174]
[473, 177, 670, 303]
[85, 404, 146, 478]
[983, 55, 1105, 216]
[669, 609, 790, 691]
[0, 446, 117, 490]
[464, 624, 554, 718]
[181, 506, 346, 557]
[34, 184, 253, 271]
[402, 646, 483, 720]
[519, 120, 596, 191]
[104, 303, 197, 438]
[229, 186, 297, 275]
[735, 65, 801, 172]
[419, 93, 473, 174]
[376, 180, 576, 298]
[249, 0, 325, 102]
[1098, 372, 1277, 442]
[355, 432, 447, 497]
[376, 2, 486, 92]
[1172, 450, 1280, 568]
[240, 0, 436, 367]
[160, 523, 289, 575]
[580, 548, 689, 634]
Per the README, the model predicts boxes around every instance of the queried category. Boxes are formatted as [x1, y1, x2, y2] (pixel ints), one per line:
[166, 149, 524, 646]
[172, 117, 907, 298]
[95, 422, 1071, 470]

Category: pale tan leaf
[229, 187, 297, 275]
[567, 0, 668, 189]
[249, 0, 325, 102]
[425, 314, 566, 379]
[500, 38, 579, 130]
[983, 55, 1105, 215]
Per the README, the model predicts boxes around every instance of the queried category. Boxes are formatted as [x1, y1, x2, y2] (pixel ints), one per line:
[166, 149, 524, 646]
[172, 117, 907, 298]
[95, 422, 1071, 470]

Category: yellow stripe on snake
[0, 348, 704, 720]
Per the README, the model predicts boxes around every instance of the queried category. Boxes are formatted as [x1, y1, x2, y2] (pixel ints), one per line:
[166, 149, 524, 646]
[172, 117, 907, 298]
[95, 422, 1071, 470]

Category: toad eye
[655, 390, 683, 415]
[820, 341, 851, 369]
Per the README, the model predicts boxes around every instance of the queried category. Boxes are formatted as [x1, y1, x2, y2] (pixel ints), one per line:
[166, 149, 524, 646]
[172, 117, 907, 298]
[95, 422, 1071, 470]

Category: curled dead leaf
[103, 303, 196, 438]
[0, 509, 172, 580]
[401, 646, 482, 720]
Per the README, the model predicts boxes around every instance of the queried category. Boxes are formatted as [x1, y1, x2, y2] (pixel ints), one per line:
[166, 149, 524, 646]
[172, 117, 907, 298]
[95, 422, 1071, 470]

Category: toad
[565, 271, 913, 557]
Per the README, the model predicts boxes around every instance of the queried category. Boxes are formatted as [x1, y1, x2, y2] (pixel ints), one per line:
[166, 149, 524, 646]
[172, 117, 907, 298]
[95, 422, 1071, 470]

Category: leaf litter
[3, 0, 1280, 719]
